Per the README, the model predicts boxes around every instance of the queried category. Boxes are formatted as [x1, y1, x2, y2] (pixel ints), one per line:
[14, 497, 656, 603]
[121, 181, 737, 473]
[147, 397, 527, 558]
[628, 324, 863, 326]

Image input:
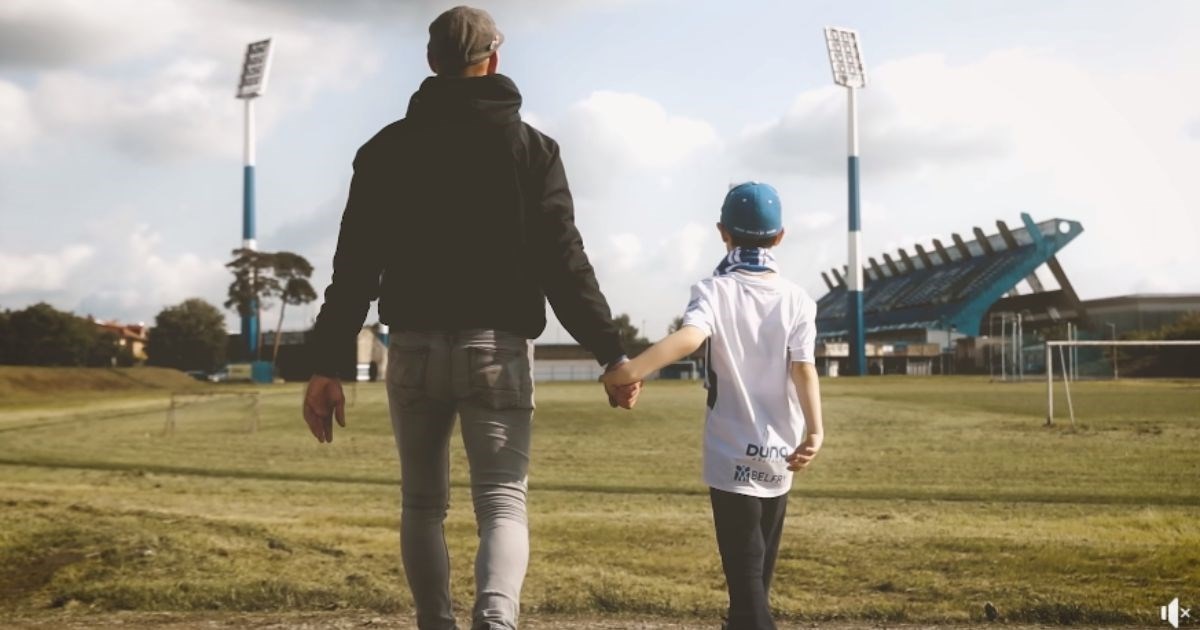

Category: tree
[0, 309, 10, 363]
[269, 251, 318, 367]
[225, 249, 318, 364]
[146, 299, 227, 372]
[667, 316, 685, 334]
[612, 313, 649, 352]
[88, 330, 121, 367]
[0, 303, 102, 366]
[225, 248, 280, 360]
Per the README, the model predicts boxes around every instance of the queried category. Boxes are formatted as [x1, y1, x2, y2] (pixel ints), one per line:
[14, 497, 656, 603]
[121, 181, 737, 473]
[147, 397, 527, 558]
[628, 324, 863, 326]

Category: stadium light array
[824, 27, 866, 88]
[237, 38, 273, 99]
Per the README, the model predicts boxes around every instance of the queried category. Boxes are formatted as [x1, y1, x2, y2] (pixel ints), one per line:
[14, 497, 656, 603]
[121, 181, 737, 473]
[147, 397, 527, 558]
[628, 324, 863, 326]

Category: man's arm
[303, 149, 385, 442]
[308, 152, 385, 378]
[786, 362, 824, 471]
[602, 326, 708, 385]
[533, 138, 625, 367]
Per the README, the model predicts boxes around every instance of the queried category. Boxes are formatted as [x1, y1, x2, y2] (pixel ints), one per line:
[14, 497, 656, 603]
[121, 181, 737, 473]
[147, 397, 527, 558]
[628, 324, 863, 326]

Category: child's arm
[786, 362, 824, 471]
[601, 326, 708, 386]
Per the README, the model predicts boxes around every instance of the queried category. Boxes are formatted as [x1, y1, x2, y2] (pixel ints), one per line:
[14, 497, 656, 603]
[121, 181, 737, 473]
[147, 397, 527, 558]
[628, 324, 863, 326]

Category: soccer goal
[164, 390, 261, 435]
[1044, 339, 1200, 426]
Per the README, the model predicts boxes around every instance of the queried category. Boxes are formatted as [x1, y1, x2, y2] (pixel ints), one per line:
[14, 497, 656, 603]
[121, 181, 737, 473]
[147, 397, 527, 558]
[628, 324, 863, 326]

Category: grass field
[1, 369, 1198, 627]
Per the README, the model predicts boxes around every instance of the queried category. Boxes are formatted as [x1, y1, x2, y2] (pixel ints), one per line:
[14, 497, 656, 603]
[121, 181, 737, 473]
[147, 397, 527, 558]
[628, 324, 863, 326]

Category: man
[301, 6, 640, 630]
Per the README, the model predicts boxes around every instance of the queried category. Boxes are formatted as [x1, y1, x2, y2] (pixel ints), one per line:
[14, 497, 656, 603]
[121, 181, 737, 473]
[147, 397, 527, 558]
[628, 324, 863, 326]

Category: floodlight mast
[236, 38, 273, 358]
[824, 26, 867, 376]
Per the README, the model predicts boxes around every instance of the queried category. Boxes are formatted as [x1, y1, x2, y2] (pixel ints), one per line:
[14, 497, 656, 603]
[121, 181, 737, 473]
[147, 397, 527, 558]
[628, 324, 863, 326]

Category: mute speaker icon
[1161, 597, 1191, 629]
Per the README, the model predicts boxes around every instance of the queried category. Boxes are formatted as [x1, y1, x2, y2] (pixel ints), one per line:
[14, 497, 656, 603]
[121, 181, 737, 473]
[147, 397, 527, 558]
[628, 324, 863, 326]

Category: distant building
[254, 325, 389, 382]
[1080, 294, 1200, 336]
[816, 341, 940, 376]
[92, 319, 148, 362]
[533, 344, 703, 382]
[533, 344, 603, 382]
[356, 326, 388, 382]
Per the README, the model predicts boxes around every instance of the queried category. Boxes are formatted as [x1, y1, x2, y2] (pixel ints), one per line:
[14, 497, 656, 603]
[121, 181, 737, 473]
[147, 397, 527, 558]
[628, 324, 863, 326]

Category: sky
[1, 0, 1198, 343]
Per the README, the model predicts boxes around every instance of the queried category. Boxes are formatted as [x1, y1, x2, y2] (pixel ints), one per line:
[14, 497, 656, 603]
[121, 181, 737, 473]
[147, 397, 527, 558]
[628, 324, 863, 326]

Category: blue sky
[2, 0, 1198, 342]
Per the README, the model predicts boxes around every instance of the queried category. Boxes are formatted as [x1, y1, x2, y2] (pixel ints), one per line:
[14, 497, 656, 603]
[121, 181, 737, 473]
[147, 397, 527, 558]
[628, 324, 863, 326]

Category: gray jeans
[386, 329, 535, 630]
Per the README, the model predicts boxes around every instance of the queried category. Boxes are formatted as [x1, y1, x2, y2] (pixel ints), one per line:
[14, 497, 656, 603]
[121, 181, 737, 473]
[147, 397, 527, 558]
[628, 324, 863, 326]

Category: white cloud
[32, 64, 238, 160]
[607, 233, 643, 272]
[0, 79, 36, 150]
[0, 0, 187, 69]
[3, 1, 382, 161]
[552, 91, 718, 195]
[236, 0, 644, 29]
[78, 224, 229, 318]
[0, 221, 228, 326]
[666, 222, 710, 275]
[736, 54, 1009, 179]
[0, 245, 93, 293]
[792, 211, 836, 233]
[735, 47, 1200, 305]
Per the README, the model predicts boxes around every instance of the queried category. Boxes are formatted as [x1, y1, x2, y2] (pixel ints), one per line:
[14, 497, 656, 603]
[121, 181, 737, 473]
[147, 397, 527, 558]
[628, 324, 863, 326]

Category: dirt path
[0, 611, 1122, 629]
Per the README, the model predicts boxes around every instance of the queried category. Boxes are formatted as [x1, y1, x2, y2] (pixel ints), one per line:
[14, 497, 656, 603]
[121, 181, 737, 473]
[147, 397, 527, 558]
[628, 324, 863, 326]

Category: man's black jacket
[307, 74, 625, 378]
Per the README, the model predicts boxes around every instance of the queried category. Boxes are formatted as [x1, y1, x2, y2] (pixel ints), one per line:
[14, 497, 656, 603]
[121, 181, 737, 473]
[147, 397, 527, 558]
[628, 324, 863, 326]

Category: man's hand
[601, 360, 642, 410]
[303, 375, 346, 443]
[786, 433, 823, 471]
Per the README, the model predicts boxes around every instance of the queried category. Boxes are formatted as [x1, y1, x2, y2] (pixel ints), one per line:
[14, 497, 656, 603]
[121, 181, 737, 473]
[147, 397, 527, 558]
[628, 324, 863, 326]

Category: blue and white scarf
[713, 247, 779, 276]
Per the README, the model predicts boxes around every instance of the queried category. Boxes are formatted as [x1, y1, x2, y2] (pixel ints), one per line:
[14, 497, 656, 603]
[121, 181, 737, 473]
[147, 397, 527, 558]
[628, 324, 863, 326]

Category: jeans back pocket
[388, 345, 429, 407]
[468, 346, 533, 410]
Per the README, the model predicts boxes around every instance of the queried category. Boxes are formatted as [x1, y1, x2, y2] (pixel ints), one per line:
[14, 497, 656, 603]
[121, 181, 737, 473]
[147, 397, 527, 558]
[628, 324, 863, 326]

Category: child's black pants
[709, 487, 789, 630]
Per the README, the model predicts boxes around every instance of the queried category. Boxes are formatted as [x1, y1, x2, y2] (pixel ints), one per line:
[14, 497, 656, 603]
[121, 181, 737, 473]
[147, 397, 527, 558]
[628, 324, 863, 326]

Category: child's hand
[786, 433, 823, 471]
[600, 363, 637, 386]
[599, 362, 642, 409]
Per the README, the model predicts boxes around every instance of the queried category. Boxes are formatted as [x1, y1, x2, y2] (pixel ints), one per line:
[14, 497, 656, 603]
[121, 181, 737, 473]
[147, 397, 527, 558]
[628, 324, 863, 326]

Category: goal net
[163, 391, 261, 435]
[1044, 339, 1200, 426]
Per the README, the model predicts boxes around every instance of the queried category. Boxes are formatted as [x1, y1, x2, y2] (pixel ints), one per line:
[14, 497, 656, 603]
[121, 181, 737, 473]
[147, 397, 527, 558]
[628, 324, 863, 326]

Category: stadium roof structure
[817, 213, 1084, 337]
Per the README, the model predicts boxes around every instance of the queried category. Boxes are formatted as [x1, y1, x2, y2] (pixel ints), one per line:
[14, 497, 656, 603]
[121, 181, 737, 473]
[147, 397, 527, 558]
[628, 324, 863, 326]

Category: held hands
[601, 360, 642, 410]
[786, 433, 823, 471]
[302, 375, 346, 443]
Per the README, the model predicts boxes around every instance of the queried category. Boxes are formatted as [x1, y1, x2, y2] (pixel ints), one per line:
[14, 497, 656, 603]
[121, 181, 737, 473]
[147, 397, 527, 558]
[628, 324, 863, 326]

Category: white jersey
[681, 271, 817, 498]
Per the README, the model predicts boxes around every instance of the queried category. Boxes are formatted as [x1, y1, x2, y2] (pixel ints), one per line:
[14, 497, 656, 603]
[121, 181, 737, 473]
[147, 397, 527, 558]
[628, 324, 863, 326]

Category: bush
[146, 299, 228, 372]
[0, 303, 116, 366]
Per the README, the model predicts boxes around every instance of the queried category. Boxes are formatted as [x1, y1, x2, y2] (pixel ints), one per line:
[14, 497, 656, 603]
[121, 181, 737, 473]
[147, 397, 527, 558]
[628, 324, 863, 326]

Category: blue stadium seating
[817, 213, 1083, 337]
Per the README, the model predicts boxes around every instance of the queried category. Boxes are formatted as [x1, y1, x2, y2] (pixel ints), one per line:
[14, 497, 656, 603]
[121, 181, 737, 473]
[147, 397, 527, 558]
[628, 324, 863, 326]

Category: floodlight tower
[235, 38, 273, 357]
[824, 27, 868, 376]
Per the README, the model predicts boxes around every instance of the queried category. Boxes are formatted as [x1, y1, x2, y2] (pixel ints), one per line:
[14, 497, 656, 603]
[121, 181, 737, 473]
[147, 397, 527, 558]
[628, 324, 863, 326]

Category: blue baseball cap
[720, 182, 782, 239]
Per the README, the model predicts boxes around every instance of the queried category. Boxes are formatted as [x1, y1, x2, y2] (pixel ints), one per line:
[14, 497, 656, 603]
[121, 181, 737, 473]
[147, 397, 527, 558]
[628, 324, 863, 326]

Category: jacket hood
[407, 73, 522, 125]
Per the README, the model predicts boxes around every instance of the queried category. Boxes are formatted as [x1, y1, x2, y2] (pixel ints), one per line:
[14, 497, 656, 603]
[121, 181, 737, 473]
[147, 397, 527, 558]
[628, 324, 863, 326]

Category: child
[602, 181, 824, 630]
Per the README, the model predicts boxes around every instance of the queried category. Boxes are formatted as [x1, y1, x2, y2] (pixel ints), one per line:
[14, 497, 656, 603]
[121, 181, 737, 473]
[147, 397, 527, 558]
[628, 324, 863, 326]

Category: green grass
[0, 366, 211, 411]
[1, 374, 1197, 625]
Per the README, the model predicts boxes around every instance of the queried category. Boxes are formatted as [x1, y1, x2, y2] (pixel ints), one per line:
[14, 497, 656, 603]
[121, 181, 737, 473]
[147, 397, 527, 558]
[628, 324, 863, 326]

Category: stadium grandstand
[815, 213, 1085, 374]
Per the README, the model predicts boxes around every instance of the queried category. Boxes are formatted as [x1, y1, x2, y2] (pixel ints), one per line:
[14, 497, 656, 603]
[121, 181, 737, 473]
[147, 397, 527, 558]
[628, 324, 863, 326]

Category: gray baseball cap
[427, 6, 504, 73]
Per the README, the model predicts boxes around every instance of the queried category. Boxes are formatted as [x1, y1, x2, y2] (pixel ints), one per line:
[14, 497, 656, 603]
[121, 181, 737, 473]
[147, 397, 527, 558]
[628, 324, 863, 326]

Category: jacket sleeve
[533, 138, 626, 366]
[307, 148, 385, 379]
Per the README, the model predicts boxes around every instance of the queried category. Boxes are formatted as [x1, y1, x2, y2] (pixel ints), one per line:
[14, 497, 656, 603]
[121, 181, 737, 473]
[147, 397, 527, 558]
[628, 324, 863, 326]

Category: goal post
[165, 390, 262, 435]
[1045, 339, 1200, 426]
